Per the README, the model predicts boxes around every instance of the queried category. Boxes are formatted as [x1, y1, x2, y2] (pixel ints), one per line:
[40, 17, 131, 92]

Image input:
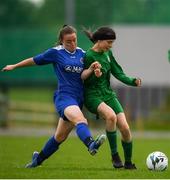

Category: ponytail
[83, 26, 116, 43]
[82, 27, 96, 43]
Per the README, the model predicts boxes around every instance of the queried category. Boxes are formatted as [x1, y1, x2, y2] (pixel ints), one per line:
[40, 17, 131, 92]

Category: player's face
[62, 33, 77, 52]
[98, 40, 114, 51]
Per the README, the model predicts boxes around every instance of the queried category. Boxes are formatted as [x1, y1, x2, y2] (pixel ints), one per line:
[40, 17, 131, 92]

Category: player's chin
[69, 47, 76, 52]
[104, 48, 110, 51]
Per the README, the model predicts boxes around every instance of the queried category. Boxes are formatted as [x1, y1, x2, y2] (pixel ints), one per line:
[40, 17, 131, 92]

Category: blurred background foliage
[0, 0, 170, 29]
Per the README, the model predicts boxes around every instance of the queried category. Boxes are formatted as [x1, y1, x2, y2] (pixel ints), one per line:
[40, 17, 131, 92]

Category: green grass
[0, 135, 169, 179]
[9, 87, 54, 103]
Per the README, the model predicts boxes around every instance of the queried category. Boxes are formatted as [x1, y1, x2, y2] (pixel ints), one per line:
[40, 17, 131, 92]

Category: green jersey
[84, 49, 136, 90]
[83, 49, 137, 114]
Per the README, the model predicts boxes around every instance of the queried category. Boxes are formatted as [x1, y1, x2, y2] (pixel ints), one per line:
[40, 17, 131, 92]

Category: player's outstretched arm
[1, 58, 36, 72]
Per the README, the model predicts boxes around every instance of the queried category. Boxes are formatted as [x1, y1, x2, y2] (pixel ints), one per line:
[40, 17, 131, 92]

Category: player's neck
[91, 44, 104, 53]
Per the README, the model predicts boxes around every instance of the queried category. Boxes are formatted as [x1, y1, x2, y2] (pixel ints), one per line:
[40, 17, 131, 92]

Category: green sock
[121, 140, 132, 162]
[106, 130, 117, 155]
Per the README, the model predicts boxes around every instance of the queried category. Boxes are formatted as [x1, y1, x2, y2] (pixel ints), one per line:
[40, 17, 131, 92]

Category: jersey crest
[80, 57, 84, 64]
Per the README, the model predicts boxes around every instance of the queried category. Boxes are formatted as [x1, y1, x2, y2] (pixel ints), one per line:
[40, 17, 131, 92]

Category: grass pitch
[0, 135, 169, 179]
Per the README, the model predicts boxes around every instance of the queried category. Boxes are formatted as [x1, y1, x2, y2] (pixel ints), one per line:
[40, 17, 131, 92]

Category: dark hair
[57, 25, 77, 45]
[83, 26, 116, 43]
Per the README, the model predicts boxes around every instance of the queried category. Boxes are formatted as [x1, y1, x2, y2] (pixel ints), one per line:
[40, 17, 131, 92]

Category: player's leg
[97, 102, 123, 168]
[117, 112, 136, 169]
[36, 117, 74, 163]
[64, 105, 106, 155]
[25, 118, 73, 168]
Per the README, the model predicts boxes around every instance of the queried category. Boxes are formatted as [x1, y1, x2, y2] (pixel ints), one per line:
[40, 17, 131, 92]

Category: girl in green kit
[81, 27, 141, 169]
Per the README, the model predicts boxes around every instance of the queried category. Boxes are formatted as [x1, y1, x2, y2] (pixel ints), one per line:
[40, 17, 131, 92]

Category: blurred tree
[76, 0, 114, 27]
[111, 0, 170, 24]
[0, 0, 170, 28]
[35, 0, 65, 27]
[0, 0, 38, 27]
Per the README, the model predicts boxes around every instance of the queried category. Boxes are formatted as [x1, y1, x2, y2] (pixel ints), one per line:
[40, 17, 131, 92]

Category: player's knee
[75, 118, 88, 125]
[70, 116, 88, 125]
[106, 113, 117, 125]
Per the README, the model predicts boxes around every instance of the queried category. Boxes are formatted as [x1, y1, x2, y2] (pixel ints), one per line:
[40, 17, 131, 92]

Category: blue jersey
[33, 45, 85, 98]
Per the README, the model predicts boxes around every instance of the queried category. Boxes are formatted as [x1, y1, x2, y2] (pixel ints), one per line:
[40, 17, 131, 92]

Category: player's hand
[135, 78, 142, 87]
[1, 65, 16, 72]
[94, 68, 102, 77]
[89, 61, 101, 71]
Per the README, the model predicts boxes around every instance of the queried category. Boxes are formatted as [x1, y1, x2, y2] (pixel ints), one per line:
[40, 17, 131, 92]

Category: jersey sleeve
[109, 51, 137, 86]
[83, 53, 99, 85]
[84, 53, 94, 69]
[33, 48, 57, 65]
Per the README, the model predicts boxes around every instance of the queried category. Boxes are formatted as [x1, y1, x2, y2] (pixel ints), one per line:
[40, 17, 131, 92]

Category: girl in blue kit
[2, 25, 106, 168]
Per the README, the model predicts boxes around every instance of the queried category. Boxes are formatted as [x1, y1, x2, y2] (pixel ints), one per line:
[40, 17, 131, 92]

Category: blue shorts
[53, 92, 83, 121]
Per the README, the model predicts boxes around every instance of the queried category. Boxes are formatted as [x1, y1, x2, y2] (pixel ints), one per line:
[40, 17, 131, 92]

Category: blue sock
[37, 136, 60, 164]
[76, 122, 93, 147]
